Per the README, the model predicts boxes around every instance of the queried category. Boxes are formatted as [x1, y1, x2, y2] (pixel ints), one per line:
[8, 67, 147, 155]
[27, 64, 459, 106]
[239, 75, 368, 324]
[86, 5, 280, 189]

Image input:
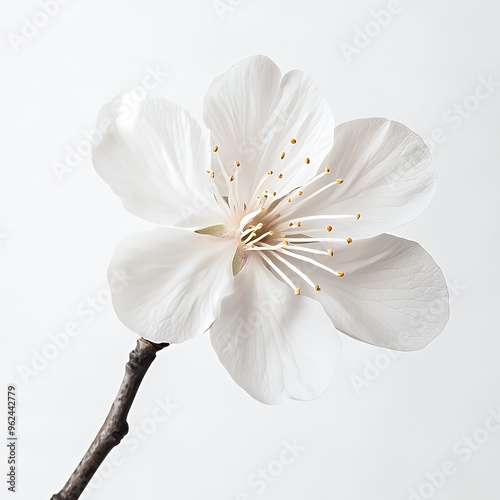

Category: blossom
[92, 56, 449, 404]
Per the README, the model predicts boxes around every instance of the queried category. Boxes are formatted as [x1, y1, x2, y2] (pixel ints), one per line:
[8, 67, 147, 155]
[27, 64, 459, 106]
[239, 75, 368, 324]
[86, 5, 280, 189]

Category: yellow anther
[337, 271, 345, 277]
[295, 287, 301, 295]
[269, 230, 275, 236]
[210, 172, 215, 179]
[235, 161, 241, 167]
[325, 167, 331, 173]
[206, 170, 211, 174]
[305, 157, 310, 164]
[346, 237, 353, 244]
[314, 285, 321, 292]
[281, 152, 285, 160]
[282, 240, 289, 245]
[289, 222, 293, 227]
[336, 178, 344, 184]
[272, 191, 277, 196]
[267, 170, 273, 175]
[297, 221, 302, 227]
[287, 197, 292, 203]
[229, 175, 235, 182]
[327, 249, 334, 256]
[278, 173, 283, 179]
[356, 213, 361, 220]
[298, 191, 303, 196]
[212, 145, 219, 152]
[290, 138, 297, 144]
[256, 223, 264, 229]
[326, 225, 333, 232]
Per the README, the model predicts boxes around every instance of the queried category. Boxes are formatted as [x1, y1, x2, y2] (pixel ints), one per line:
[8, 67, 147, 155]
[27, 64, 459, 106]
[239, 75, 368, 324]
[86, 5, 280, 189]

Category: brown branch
[51, 337, 169, 500]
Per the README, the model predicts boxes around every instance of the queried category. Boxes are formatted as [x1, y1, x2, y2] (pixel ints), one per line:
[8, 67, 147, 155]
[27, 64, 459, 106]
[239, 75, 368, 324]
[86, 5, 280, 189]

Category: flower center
[203, 139, 361, 295]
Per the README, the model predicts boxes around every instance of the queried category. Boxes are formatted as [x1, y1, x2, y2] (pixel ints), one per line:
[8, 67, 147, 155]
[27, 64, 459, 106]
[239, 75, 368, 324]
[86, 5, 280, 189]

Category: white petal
[290, 118, 436, 239]
[108, 228, 237, 343]
[92, 93, 225, 228]
[300, 234, 449, 351]
[210, 255, 341, 404]
[203, 56, 335, 203]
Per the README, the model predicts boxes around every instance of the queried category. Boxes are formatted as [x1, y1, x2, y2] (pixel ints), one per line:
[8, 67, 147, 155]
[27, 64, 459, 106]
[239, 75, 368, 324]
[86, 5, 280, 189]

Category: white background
[2, 0, 500, 499]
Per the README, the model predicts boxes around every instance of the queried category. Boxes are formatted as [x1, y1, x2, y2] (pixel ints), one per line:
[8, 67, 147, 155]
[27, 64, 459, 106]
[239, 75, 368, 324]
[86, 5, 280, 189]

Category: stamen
[272, 252, 316, 289]
[210, 144, 242, 211]
[326, 225, 333, 232]
[336, 178, 343, 184]
[278, 227, 344, 237]
[283, 237, 353, 243]
[235, 161, 241, 167]
[346, 237, 353, 244]
[327, 249, 333, 256]
[288, 214, 359, 222]
[283, 245, 330, 256]
[207, 173, 232, 219]
[276, 248, 346, 278]
[249, 230, 274, 245]
[242, 231, 257, 244]
[305, 157, 310, 164]
[272, 177, 347, 225]
[281, 152, 285, 160]
[258, 252, 299, 294]
[238, 208, 265, 232]
[314, 285, 321, 292]
[325, 167, 331, 173]
[290, 138, 297, 144]
[251, 170, 277, 208]
[247, 242, 286, 251]
[275, 214, 359, 233]
[241, 223, 263, 239]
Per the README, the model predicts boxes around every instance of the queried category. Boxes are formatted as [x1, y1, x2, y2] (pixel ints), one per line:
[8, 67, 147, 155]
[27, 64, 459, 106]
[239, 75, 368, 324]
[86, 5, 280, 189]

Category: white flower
[92, 56, 449, 404]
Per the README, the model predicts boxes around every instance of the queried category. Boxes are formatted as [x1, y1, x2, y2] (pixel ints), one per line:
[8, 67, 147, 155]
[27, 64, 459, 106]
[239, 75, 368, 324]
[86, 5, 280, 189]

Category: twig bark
[51, 337, 169, 500]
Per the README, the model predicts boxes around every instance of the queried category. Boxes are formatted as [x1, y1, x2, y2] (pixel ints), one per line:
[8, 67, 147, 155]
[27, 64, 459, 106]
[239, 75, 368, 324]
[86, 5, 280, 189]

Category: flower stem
[50, 337, 169, 500]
